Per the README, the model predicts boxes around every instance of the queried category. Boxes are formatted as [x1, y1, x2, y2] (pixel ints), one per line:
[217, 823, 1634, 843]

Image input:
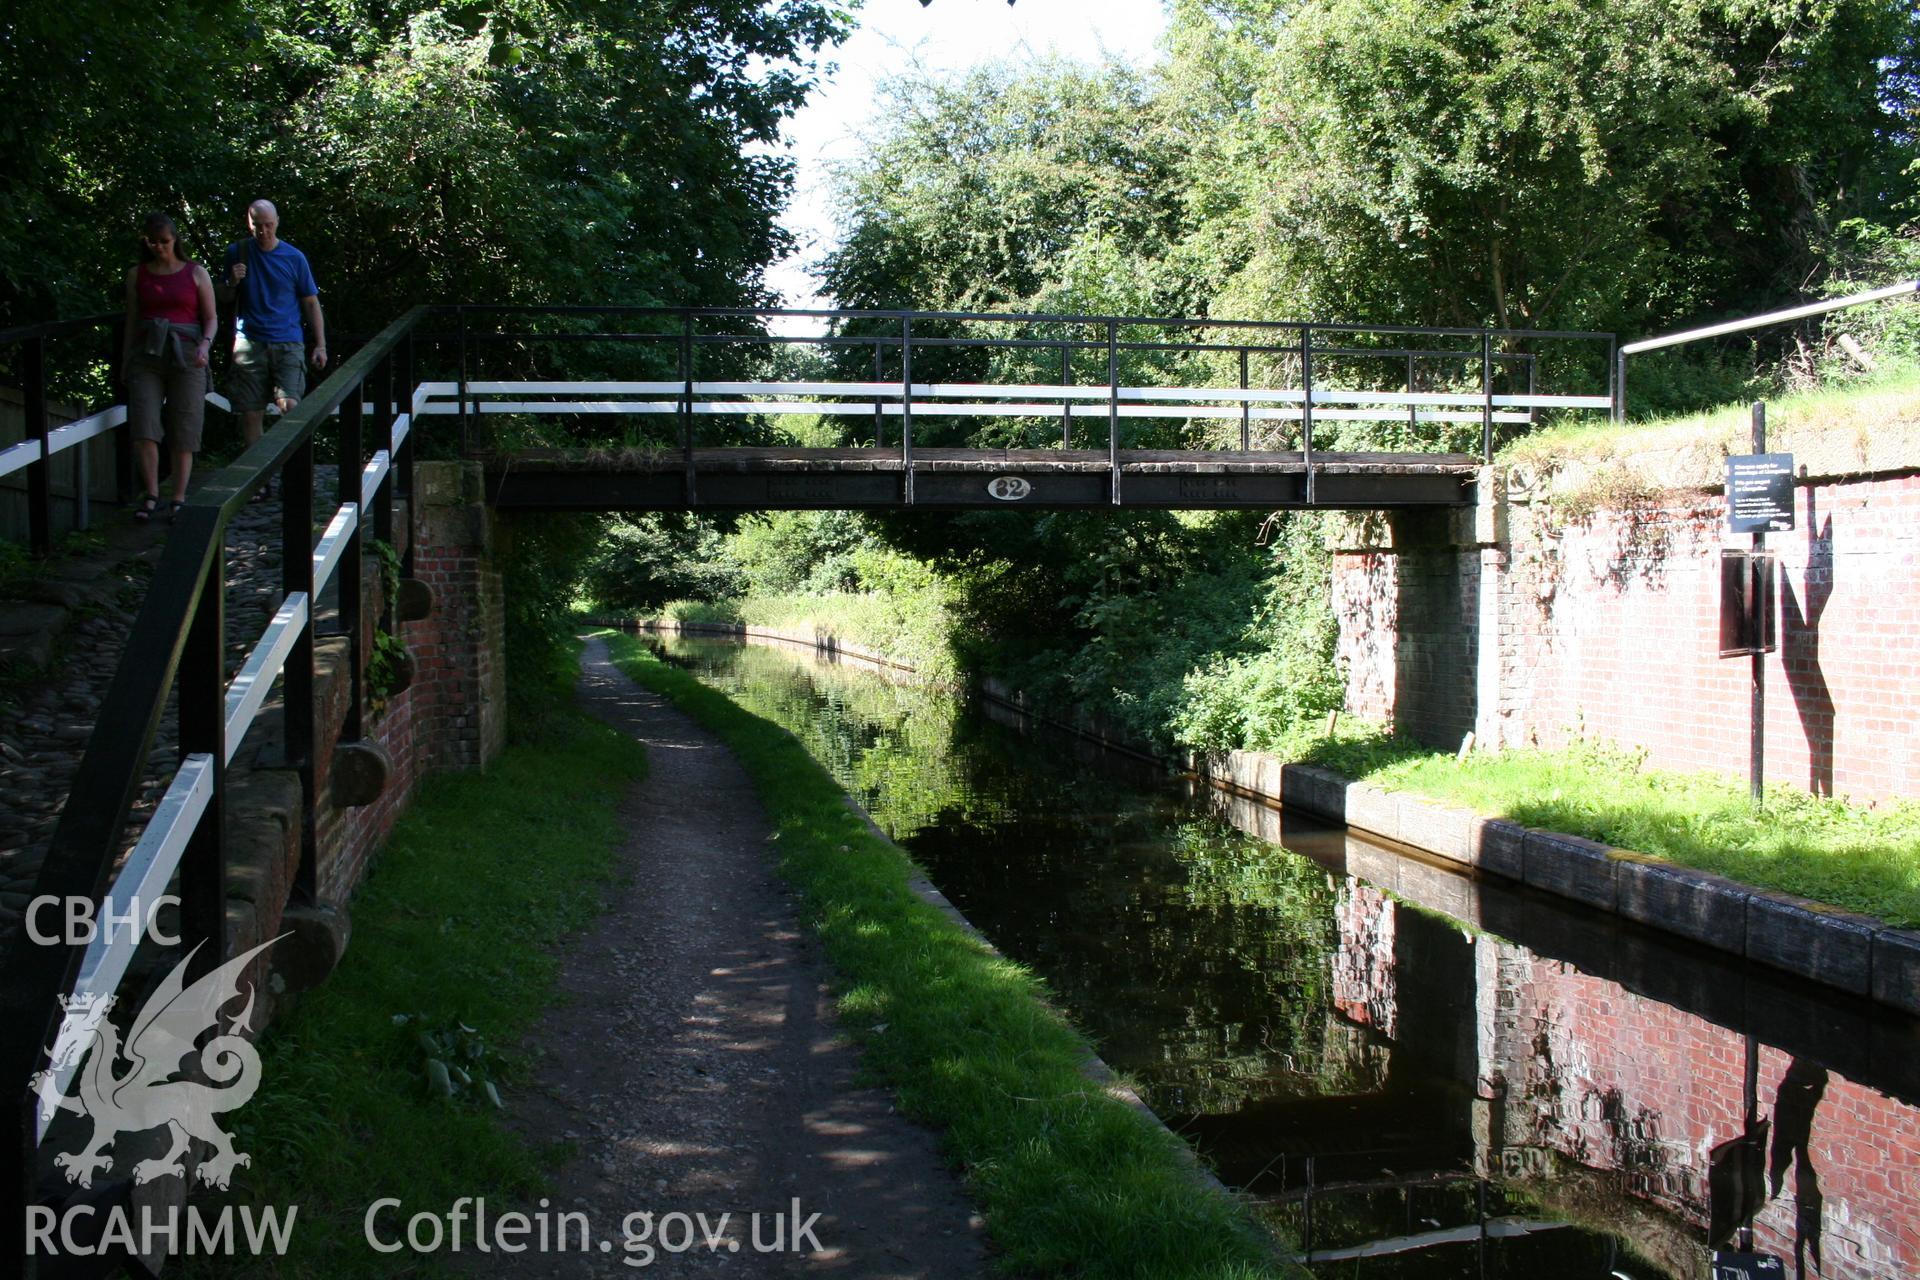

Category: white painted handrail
[38, 753, 215, 1140]
[312, 504, 359, 595]
[224, 593, 310, 763]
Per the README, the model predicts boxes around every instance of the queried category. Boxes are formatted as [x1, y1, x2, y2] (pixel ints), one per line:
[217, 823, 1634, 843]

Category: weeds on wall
[365, 539, 409, 716]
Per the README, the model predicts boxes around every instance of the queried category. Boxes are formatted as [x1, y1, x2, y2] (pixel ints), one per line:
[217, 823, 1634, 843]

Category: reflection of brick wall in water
[1493, 947, 1920, 1279]
[1331, 883, 1398, 1038]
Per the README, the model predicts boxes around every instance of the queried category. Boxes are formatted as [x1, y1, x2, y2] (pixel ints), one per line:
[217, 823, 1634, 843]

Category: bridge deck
[484, 448, 1481, 509]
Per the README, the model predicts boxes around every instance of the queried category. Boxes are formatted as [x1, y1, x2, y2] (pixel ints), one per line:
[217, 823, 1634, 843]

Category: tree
[1177, 0, 1919, 333]
[820, 59, 1187, 314]
[0, 0, 852, 328]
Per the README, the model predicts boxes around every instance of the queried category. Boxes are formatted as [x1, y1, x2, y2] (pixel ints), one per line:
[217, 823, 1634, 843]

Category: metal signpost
[1721, 404, 1790, 808]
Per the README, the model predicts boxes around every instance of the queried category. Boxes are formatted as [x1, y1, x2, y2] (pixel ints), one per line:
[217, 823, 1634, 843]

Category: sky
[761, 0, 1170, 319]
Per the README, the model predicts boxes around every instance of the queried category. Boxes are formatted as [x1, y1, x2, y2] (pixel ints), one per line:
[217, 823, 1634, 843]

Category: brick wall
[1331, 471, 1920, 802]
[1499, 473, 1920, 800]
[1332, 510, 1480, 751]
[306, 460, 504, 905]
[408, 462, 507, 773]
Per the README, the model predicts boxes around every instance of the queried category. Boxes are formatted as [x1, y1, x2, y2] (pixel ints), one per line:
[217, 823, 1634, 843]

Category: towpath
[462, 636, 988, 1278]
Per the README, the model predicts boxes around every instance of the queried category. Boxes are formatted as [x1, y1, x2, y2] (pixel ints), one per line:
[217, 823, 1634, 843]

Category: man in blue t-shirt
[220, 199, 328, 457]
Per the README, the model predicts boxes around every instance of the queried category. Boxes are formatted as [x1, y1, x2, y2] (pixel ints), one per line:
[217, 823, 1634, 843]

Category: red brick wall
[1332, 472, 1920, 802]
[316, 679, 419, 903]
[405, 543, 505, 774]
[311, 460, 504, 904]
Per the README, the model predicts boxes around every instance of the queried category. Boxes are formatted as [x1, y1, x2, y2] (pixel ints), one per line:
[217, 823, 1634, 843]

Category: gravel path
[460, 637, 988, 1278]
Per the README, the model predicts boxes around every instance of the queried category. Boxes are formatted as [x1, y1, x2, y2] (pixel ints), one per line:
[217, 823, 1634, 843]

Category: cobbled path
[0, 470, 340, 953]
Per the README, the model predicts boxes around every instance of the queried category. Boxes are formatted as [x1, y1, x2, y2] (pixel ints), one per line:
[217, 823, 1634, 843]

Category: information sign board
[1727, 454, 1795, 533]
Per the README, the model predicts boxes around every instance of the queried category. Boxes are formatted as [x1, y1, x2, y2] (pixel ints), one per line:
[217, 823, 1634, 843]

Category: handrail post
[872, 340, 884, 448]
[340, 390, 365, 743]
[679, 310, 697, 505]
[24, 335, 50, 556]
[456, 306, 470, 455]
[283, 433, 317, 899]
[1406, 352, 1418, 435]
[178, 521, 227, 972]
[399, 331, 417, 577]
[1481, 330, 1494, 462]
[1106, 320, 1119, 504]
[901, 316, 914, 505]
[1239, 346, 1251, 452]
[1612, 339, 1625, 423]
[1061, 343, 1073, 450]
[374, 354, 396, 548]
[111, 316, 134, 504]
[1301, 325, 1315, 505]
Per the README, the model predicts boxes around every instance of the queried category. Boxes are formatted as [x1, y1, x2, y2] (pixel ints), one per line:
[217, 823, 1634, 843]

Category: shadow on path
[460, 637, 988, 1278]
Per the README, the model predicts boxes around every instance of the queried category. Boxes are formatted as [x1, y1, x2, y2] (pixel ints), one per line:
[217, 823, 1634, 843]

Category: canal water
[646, 633, 1920, 1280]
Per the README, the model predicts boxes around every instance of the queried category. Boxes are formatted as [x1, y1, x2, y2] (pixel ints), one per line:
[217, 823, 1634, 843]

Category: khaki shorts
[127, 348, 209, 451]
[227, 337, 306, 412]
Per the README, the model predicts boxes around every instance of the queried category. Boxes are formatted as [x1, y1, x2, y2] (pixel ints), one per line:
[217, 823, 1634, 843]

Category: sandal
[133, 493, 158, 523]
[167, 500, 186, 523]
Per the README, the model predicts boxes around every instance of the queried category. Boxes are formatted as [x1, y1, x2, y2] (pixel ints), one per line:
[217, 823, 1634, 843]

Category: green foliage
[364, 538, 408, 715]
[1169, 515, 1344, 752]
[581, 512, 743, 612]
[732, 509, 872, 595]
[656, 598, 744, 625]
[496, 510, 602, 724]
[822, 60, 1188, 314]
[393, 1012, 507, 1109]
[1, 0, 851, 327]
[202, 676, 646, 1276]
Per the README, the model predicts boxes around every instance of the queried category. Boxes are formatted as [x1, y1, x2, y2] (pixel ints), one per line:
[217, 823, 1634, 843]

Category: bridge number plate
[987, 476, 1031, 501]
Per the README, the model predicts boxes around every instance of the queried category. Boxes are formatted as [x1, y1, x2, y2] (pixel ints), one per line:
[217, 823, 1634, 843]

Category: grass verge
[196, 656, 647, 1277]
[599, 629, 1291, 1280]
[653, 589, 960, 684]
[1499, 364, 1920, 484]
[1295, 733, 1920, 928]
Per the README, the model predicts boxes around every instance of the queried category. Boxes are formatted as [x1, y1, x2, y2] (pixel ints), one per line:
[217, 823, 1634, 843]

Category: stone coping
[1200, 751, 1920, 1018]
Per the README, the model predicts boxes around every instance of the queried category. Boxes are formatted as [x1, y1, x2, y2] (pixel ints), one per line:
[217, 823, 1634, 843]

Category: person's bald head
[246, 200, 280, 248]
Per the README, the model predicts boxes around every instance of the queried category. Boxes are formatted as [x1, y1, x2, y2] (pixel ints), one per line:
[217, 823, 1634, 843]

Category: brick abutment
[1331, 466, 1920, 804]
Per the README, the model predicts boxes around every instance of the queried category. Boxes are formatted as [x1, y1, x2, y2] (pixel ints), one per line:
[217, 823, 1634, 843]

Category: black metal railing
[433, 305, 1615, 505]
[0, 312, 134, 554]
[0, 306, 427, 1270]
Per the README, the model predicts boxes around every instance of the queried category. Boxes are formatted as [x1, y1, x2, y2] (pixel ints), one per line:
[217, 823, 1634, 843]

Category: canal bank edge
[839, 781, 1250, 1210]
[624, 618, 1920, 1019]
[1197, 752, 1920, 1017]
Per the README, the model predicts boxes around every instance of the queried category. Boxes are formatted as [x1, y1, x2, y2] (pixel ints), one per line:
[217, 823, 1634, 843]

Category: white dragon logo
[30, 938, 279, 1191]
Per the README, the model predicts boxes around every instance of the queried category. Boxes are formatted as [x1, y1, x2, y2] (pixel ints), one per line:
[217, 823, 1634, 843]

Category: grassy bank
[1298, 734, 1920, 928]
[600, 629, 1291, 1280]
[1500, 365, 1920, 488]
[201, 666, 647, 1276]
[656, 584, 960, 683]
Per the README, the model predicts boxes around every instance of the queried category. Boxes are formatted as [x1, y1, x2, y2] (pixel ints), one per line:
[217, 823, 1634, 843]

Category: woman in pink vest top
[119, 212, 217, 522]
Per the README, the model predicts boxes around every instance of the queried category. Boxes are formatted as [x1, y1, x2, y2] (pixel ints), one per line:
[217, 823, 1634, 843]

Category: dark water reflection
[648, 634, 1920, 1280]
